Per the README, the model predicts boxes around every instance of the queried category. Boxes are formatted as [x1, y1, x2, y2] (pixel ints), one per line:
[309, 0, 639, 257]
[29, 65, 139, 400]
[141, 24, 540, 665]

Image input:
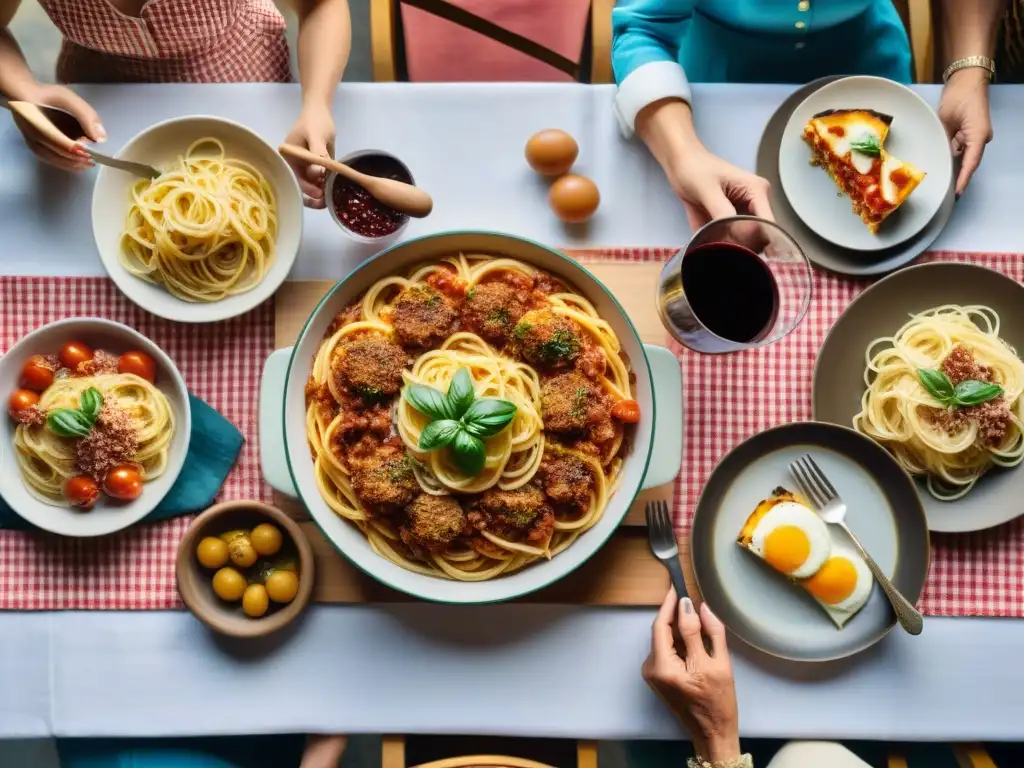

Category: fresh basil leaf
[917, 368, 955, 404]
[953, 379, 1004, 406]
[403, 383, 453, 420]
[419, 419, 462, 451]
[46, 409, 93, 438]
[850, 135, 881, 157]
[445, 368, 476, 419]
[452, 430, 486, 475]
[80, 387, 104, 421]
[463, 397, 518, 438]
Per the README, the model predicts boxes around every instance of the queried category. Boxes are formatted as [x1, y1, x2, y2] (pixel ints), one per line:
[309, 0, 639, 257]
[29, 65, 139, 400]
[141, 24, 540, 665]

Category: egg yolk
[804, 556, 858, 605]
[763, 525, 811, 575]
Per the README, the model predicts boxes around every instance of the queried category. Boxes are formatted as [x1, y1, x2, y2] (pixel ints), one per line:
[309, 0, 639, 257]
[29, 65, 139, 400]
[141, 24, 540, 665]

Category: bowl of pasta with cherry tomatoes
[258, 231, 684, 604]
[0, 318, 190, 537]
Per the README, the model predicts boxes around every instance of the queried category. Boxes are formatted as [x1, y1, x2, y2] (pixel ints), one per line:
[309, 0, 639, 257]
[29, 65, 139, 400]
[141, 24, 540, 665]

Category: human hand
[300, 734, 347, 768]
[642, 589, 740, 763]
[665, 148, 773, 232]
[11, 84, 106, 172]
[938, 67, 993, 197]
[284, 102, 336, 209]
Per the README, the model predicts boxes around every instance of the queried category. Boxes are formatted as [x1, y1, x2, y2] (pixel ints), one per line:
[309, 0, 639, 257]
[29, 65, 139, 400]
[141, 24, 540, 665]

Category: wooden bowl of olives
[176, 500, 314, 638]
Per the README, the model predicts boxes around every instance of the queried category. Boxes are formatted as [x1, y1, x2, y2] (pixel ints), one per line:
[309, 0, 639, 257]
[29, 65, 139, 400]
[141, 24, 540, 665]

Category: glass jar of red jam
[327, 151, 414, 243]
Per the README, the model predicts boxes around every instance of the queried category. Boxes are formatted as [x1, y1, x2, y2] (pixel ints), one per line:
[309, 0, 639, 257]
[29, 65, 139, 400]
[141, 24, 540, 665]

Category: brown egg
[549, 174, 600, 223]
[525, 129, 579, 176]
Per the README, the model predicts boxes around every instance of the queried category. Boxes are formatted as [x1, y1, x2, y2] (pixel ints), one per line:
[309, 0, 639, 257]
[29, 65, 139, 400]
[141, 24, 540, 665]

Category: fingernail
[680, 597, 694, 614]
[702, 602, 717, 619]
[92, 123, 107, 142]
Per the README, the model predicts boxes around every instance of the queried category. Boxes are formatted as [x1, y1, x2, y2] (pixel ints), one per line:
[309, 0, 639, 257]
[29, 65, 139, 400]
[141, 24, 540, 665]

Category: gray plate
[691, 422, 929, 662]
[757, 78, 955, 277]
[813, 262, 1024, 532]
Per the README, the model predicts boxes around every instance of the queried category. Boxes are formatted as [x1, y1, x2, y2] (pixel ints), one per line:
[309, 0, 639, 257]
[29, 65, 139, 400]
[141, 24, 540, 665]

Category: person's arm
[284, 0, 351, 208]
[0, 0, 102, 170]
[934, 0, 1004, 195]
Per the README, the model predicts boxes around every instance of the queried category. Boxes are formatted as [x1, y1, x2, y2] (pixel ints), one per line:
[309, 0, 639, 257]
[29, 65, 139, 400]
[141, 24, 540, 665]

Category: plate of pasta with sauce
[258, 231, 684, 603]
[92, 116, 303, 323]
[814, 262, 1024, 533]
[0, 318, 190, 537]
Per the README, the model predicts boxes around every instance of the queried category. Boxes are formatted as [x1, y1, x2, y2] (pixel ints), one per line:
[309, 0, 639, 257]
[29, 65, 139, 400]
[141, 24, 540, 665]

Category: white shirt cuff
[614, 61, 692, 138]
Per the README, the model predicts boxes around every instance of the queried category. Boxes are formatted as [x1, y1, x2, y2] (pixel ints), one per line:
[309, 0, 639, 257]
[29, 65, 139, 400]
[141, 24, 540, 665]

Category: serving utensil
[277, 143, 433, 219]
[790, 453, 924, 636]
[1, 98, 161, 179]
[645, 500, 687, 598]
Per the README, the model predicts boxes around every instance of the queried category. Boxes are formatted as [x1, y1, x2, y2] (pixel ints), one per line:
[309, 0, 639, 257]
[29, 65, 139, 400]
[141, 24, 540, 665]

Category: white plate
[0, 318, 191, 537]
[92, 116, 303, 323]
[778, 76, 952, 253]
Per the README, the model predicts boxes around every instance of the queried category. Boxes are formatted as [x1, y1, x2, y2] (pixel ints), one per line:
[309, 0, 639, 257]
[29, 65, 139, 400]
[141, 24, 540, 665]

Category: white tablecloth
[2, 83, 1024, 742]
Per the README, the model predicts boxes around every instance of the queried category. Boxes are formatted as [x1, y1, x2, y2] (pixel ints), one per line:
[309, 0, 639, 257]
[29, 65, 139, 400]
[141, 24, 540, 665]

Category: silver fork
[645, 500, 687, 598]
[790, 454, 923, 636]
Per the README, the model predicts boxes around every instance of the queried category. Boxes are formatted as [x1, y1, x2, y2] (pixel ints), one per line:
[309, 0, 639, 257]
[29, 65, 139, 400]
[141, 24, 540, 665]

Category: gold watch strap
[687, 755, 754, 768]
[943, 55, 996, 83]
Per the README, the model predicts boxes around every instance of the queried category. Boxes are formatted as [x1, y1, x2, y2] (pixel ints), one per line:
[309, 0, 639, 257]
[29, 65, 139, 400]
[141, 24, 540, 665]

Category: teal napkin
[0, 394, 243, 531]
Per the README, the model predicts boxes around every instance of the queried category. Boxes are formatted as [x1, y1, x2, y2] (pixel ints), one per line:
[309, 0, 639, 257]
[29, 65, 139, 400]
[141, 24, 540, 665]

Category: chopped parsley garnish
[513, 321, 532, 340]
[571, 387, 588, 421]
[487, 308, 511, 326]
[538, 328, 580, 363]
[466, 287, 476, 300]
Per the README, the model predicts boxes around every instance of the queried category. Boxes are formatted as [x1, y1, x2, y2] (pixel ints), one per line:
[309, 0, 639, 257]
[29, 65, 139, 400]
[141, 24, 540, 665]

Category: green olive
[227, 536, 257, 568]
[242, 584, 270, 618]
[212, 567, 246, 602]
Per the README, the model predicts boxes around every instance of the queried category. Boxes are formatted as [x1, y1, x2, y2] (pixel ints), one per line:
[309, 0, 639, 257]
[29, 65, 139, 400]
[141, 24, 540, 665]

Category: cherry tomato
[65, 475, 100, 510]
[8, 388, 40, 416]
[611, 399, 641, 423]
[118, 351, 157, 383]
[20, 356, 55, 391]
[59, 341, 94, 370]
[103, 464, 143, 501]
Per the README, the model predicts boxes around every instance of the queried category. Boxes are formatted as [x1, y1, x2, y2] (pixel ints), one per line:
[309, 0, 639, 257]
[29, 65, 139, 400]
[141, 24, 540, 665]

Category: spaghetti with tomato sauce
[304, 253, 640, 580]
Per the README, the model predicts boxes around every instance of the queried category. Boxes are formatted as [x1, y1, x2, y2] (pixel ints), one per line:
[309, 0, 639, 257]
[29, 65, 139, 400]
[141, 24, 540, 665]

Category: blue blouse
[611, 0, 912, 134]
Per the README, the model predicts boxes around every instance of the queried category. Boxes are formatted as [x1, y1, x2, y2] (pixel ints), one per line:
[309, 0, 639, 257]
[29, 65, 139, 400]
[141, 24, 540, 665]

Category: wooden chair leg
[371, 0, 399, 82]
[887, 755, 909, 768]
[383, 735, 407, 768]
[577, 740, 599, 768]
[953, 744, 998, 768]
[589, 0, 614, 84]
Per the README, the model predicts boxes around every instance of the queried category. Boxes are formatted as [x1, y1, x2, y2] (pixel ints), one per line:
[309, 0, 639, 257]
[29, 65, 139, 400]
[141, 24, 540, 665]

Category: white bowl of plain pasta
[92, 116, 303, 323]
[258, 231, 684, 603]
[0, 318, 191, 537]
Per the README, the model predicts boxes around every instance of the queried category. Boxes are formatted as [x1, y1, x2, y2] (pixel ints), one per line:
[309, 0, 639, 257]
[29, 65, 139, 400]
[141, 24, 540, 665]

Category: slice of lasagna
[803, 109, 925, 234]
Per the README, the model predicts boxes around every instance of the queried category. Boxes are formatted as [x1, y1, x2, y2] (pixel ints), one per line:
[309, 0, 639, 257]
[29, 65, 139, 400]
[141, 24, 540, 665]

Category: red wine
[681, 243, 779, 343]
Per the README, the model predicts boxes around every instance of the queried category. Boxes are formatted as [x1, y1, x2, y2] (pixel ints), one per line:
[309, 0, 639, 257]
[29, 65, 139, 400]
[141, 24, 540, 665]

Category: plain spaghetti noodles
[853, 305, 1024, 500]
[305, 253, 639, 581]
[120, 137, 277, 303]
[15, 373, 175, 505]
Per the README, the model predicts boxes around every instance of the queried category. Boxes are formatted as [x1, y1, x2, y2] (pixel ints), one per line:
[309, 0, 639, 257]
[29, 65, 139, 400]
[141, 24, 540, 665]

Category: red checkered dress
[39, 0, 292, 83]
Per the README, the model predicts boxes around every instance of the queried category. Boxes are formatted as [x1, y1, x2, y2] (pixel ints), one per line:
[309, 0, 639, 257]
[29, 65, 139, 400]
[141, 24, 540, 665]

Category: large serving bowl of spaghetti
[259, 232, 682, 603]
[0, 318, 190, 537]
[92, 116, 303, 323]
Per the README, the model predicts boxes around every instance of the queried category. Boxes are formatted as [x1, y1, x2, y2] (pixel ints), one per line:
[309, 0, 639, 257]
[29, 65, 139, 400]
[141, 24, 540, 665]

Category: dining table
[1, 82, 1024, 744]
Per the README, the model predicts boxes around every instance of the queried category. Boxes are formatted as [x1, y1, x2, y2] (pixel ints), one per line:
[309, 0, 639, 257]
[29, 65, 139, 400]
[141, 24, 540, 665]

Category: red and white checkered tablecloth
[573, 248, 1024, 619]
[0, 277, 273, 610]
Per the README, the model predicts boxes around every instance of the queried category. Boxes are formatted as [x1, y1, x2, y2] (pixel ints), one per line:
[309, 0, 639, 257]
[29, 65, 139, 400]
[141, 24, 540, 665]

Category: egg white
[807, 543, 875, 628]
[745, 500, 832, 580]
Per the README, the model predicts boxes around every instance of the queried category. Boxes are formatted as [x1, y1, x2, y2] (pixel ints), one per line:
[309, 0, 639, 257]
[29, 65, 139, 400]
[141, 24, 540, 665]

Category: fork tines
[645, 499, 677, 551]
[790, 454, 838, 508]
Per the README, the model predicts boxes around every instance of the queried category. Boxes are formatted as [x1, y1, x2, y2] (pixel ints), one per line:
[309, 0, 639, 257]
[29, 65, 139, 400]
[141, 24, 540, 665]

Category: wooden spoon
[278, 143, 433, 218]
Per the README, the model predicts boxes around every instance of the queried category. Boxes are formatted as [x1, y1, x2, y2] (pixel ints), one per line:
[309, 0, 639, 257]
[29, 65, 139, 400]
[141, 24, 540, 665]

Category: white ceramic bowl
[92, 116, 304, 323]
[259, 231, 684, 603]
[326, 149, 413, 245]
[0, 318, 192, 537]
[778, 76, 952, 252]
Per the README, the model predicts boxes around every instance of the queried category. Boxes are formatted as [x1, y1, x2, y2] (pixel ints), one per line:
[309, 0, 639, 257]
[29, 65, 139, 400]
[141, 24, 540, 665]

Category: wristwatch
[943, 55, 996, 83]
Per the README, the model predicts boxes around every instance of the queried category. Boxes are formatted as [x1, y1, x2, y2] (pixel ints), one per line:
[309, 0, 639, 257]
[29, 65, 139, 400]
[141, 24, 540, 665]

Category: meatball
[513, 309, 581, 370]
[461, 282, 529, 345]
[391, 285, 458, 349]
[351, 444, 418, 508]
[400, 494, 467, 553]
[540, 453, 593, 510]
[541, 372, 616, 445]
[472, 485, 548, 529]
[335, 338, 407, 398]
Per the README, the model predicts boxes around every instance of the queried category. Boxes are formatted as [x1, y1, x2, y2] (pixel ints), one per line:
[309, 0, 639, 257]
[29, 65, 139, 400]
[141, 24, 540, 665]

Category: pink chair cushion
[401, 0, 591, 82]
